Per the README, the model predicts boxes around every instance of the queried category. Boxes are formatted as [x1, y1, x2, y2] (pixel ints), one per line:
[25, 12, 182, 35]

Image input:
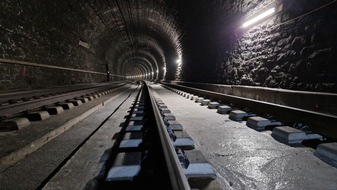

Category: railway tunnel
[1, 0, 337, 189]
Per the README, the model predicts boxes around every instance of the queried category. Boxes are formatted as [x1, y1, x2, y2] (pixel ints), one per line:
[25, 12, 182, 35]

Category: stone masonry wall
[0, 0, 108, 90]
[216, 0, 337, 92]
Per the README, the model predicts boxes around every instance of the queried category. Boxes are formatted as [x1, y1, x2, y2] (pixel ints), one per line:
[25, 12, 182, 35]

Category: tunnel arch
[122, 56, 156, 79]
[126, 62, 149, 80]
[90, 0, 182, 80]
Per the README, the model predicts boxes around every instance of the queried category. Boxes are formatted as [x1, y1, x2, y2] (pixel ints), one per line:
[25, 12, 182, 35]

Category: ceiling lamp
[242, 7, 275, 28]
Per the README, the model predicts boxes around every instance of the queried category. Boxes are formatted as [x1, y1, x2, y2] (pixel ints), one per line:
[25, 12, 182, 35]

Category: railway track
[159, 82, 337, 169]
[1, 82, 336, 189]
[0, 82, 128, 131]
[161, 82, 337, 140]
[0, 82, 127, 119]
[0, 82, 135, 174]
[96, 81, 216, 189]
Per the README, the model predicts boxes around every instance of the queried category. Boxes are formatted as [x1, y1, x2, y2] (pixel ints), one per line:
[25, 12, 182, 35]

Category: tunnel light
[176, 59, 182, 66]
[242, 7, 275, 28]
[151, 72, 154, 75]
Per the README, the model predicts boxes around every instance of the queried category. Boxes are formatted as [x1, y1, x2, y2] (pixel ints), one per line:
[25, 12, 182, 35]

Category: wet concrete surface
[43, 86, 140, 190]
[151, 84, 337, 190]
[0, 85, 132, 172]
[0, 86, 139, 190]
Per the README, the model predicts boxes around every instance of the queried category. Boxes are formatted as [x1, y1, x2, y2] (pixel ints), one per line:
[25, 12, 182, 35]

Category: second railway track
[161, 81, 337, 140]
[0, 82, 127, 119]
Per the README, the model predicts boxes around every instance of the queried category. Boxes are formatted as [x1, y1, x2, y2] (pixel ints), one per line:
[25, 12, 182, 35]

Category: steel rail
[0, 82, 127, 118]
[145, 82, 191, 190]
[163, 81, 337, 115]
[161, 82, 337, 139]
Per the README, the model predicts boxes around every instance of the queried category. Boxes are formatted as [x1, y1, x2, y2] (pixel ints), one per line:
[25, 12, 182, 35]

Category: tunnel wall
[180, 0, 337, 93]
[0, 1, 109, 90]
[218, 0, 337, 92]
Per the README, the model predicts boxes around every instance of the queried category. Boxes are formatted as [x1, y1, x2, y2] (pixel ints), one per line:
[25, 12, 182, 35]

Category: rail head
[145, 82, 191, 190]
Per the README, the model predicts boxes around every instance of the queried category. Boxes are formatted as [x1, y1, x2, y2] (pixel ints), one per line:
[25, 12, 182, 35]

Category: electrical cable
[271, 0, 337, 29]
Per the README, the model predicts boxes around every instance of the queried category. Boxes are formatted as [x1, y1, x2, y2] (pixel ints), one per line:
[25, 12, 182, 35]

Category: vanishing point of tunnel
[1, 0, 337, 190]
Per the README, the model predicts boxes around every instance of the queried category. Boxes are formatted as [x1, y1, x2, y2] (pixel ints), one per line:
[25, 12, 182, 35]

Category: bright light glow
[176, 59, 182, 66]
[242, 7, 275, 28]
[151, 72, 154, 75]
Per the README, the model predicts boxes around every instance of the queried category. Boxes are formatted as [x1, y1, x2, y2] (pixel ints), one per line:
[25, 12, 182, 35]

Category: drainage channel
[96, 81, 216, 190]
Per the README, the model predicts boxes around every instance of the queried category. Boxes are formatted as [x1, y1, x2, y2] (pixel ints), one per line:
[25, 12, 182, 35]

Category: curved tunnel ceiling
[89, 0, 183, 80]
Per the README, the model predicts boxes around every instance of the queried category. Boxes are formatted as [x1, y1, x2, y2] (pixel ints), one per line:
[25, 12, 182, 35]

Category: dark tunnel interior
[1, 0, 337, 92]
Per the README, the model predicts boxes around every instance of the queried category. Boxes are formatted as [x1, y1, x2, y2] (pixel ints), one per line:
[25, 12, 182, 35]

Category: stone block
[163, 113, 176, 121]
[158, 105, 168, 109]
[304, 133, 323, 140]
[106, 152, 142, 182]
[246, 116, 282, 131]
[45, 106, 64, 115]
[217, 105, 232, 114]
[208, 102, 220, 109]
[68, 99, 82, 106]
[173, 131, 195, 150]
[119, 132, 143, 149]
[315, 143, 337, 167]
[26, 111, 50, 121]
[201, 99, 211, 106]
[229, 110, 255, 121]
[195, 97, 204, 103]
[83, 95, 94, 100]
[160, 108, 171, 114]
[271, 126, 306, 144]
[125, 125, 143, 132]
[132, 110, 144, 115]
[156, 102, 165, 106]
[191, 95, 198, 100]
[164, 120, 182, 130]
[77, 97, 89, 103]
[129, 116, 143, 121]
[184, 150, 217, 189]
[0, 117, 30, 130]
[58, 102, 74, 110]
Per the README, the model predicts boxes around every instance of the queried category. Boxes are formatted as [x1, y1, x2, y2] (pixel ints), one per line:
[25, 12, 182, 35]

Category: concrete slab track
[0, 86, 139, 190]
[1, 84, 336, 190]
[151, 84, 337, 190]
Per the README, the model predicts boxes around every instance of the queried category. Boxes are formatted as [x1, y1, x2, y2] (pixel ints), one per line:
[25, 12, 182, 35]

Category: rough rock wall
[217, 0, 337, 92]
[0, 0, 107, 90]
[179, 0, 337, 92]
